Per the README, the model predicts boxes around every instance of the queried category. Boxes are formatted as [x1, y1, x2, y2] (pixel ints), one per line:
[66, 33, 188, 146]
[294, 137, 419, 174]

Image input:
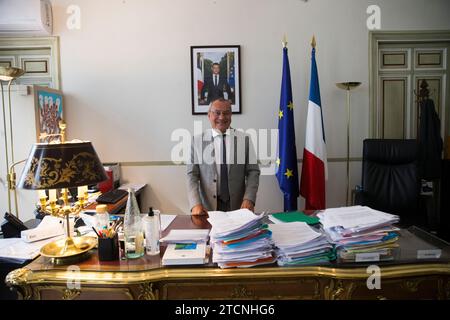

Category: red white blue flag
[300, 40, 328, 210]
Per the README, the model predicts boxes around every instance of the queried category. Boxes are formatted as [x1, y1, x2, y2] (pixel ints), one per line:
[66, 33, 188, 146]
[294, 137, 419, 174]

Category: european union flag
[276, 46, 299, 211]
[228, 65, 235, 88]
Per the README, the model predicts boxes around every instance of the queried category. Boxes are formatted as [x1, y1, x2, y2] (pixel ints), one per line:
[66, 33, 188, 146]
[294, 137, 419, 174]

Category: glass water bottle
[123, 188, 144, 259]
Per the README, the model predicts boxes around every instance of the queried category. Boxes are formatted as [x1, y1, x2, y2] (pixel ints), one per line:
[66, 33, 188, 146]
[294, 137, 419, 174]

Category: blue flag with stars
[276, 46, 299, 211]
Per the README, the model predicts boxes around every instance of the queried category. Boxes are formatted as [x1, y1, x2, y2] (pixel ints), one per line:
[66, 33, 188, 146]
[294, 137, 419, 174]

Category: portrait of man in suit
[191, 46, 241, 114]
[186, 98, 260, 215]
[200, 63, 233, 105]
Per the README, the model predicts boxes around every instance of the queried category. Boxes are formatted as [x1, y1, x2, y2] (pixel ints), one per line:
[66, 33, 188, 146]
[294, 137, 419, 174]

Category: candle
[49, 189, 57, 202]
[38, 190, 46, 199]
[77, 186, 87, 197]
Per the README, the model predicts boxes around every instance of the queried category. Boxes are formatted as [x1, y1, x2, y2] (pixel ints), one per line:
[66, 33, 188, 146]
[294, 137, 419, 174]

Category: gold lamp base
[40, 236, 97, 260]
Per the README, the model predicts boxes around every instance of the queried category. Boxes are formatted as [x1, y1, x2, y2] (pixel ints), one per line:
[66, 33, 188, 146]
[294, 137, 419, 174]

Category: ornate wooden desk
[5, 216, 450, 300]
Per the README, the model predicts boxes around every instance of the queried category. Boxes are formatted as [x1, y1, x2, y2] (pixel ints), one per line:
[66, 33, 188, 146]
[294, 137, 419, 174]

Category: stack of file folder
[207, 209, 275, 268]
[269, 222, 335, 266]
[318, 206, 400, 262]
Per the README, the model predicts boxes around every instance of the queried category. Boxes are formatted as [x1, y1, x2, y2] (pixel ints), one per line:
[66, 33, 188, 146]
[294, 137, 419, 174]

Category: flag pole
[311, 35, 316, 48]
[282, 34, 288, 48]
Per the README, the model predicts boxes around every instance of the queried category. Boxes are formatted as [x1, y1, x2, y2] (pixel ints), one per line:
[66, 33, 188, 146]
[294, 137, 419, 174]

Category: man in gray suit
[187, 98, 260, 215]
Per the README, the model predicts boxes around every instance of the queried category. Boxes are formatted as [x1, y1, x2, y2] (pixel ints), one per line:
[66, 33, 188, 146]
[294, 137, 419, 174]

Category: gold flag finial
[282, 34, 288, 48]
[311, 35, 316, 48]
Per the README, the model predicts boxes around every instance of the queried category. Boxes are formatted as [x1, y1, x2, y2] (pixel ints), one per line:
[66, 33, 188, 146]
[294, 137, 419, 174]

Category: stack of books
[318, 206, 400, 262]
[207, 209, 275, 268]
[269, 222, 335, 266]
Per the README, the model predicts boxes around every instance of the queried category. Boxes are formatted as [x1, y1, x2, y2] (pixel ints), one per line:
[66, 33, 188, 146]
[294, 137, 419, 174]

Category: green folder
[271, 211, 320, 225]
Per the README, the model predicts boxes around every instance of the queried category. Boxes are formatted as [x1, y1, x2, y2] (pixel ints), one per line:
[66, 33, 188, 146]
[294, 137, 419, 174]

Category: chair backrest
[361, 139, 419, 218]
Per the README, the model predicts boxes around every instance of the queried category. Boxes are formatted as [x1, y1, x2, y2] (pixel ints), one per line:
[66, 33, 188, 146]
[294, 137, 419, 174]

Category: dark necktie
[220, 134, 230, 201]
[214, 75, 218, 87]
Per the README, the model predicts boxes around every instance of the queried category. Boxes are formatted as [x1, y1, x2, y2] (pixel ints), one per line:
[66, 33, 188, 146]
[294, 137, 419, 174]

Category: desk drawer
[161, 278, 322, 300]
[344, 276, 450, 300]
[31, 285, 135, 300]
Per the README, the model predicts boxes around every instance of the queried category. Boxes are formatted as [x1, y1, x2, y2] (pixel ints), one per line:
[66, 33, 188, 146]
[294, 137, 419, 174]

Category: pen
[111, 219, 120, 230]
[92, 227, 101, 238]
[114, 220, 123, 231]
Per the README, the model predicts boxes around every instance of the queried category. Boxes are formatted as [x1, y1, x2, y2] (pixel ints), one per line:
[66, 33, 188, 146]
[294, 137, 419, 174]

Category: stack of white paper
[317, 206, 400, 262]
[269, 222, 335, 266]
[208, 209, 275, 268]
[0, 235, 64, 264]
[160, 229, 210, 243]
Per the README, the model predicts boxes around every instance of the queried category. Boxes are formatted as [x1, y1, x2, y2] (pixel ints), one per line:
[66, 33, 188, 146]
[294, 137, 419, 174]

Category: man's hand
[191, 204, 208, 216]
[240, 199, 255, 212]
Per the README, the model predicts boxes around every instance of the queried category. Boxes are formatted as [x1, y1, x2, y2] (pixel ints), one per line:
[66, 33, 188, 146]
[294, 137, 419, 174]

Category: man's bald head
[208, 98, 232, 133]
[209, 98, 231, 112]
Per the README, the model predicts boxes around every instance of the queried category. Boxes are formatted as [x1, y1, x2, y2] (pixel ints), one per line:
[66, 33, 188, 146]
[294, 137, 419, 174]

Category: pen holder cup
[98, 234, 119, 261]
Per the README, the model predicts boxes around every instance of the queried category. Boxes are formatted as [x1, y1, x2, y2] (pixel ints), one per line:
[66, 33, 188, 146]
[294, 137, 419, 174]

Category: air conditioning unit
[0, 0, 53, 36]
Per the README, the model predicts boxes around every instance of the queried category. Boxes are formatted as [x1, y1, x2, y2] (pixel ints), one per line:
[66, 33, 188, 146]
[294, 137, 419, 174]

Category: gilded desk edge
[6, 263, 450, 287]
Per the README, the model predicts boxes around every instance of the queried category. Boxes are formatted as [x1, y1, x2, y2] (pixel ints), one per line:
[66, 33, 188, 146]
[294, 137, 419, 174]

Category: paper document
[160, 214, 177, 231]
[118, 183, 146, 192]
[269, 222, 323, 247]
[318, 206, 399, 230]
[208, 209, 264, 237]
[21, 216, 65, 243]
[160, 229, 210, 243]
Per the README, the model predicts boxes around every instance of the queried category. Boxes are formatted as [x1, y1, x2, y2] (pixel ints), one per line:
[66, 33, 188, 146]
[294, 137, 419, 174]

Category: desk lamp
[17, 125, 108, 261]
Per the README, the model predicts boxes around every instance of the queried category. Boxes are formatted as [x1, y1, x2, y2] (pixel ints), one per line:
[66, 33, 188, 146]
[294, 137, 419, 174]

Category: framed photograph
[191, 45, 241, 114]
[33, 85, 64, 143]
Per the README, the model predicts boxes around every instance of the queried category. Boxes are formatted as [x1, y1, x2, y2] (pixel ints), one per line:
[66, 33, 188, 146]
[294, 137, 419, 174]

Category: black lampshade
[18, 142, 108, 190]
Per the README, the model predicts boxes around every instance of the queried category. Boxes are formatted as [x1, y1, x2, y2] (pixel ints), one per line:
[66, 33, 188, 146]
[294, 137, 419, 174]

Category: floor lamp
[0, 66, 25, 218]
[336, 82, 361, 206]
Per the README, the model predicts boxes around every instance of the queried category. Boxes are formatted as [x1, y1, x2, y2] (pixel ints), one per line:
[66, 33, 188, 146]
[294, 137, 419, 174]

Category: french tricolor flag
[196, 54, 204, 93]
[300, 38, 328, 210]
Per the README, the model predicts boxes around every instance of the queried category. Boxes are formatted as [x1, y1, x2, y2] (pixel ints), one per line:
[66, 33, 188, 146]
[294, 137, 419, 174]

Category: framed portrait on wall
[33, 85, 64, 143]
[190, 45, 241, 115]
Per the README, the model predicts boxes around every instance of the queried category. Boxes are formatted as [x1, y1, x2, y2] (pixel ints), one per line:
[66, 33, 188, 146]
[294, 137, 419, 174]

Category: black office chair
[355, 139, 421, 226]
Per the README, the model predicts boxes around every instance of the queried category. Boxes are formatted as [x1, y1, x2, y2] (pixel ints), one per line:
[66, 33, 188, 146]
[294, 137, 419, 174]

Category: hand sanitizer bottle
[143, 207, 160, 255]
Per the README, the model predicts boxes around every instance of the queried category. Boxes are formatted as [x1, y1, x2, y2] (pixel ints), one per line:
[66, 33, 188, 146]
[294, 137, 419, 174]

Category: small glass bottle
[95, 204, 110, 231]
[123, 188, 144, 259]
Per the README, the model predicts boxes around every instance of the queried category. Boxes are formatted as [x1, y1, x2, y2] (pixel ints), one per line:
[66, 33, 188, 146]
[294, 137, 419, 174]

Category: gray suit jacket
[186, 128, 260, 211]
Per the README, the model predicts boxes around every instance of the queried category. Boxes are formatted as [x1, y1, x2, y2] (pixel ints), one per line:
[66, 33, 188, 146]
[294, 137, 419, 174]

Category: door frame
[369, 30, 450, 139]
[0, 37, 61, 89]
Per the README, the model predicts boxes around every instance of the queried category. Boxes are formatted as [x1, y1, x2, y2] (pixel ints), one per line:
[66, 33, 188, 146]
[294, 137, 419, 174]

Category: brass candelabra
[17, 120, 107, 261]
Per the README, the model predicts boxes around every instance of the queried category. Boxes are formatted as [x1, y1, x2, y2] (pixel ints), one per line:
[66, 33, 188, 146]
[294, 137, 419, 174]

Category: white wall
[53, 0, 450, 214]
[3, 0, 450, 221]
